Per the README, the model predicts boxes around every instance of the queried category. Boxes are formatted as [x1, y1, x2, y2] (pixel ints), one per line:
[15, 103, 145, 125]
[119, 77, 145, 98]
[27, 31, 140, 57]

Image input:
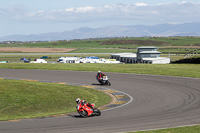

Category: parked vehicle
[40, 56, 51, 59]
[76, 100, 101, 118]
[57, 57, 79, 63]
[0, 61, 10, 63]
[57, 56, 120, 64]
[20, 58, 31, 63]
[30, 59, 47, 63]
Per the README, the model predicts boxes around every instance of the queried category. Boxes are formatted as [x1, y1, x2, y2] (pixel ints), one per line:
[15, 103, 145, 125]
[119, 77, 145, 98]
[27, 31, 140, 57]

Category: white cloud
[135, 3, 147, 6]
[2, 2, 200, 25]
[65, 8, 74, 12]
[64, 6, 95, 13]
[25, 10, 45, 17]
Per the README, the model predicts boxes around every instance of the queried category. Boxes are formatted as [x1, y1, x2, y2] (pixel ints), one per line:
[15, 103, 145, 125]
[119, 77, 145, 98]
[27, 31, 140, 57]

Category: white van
[30, 59, 47, 63]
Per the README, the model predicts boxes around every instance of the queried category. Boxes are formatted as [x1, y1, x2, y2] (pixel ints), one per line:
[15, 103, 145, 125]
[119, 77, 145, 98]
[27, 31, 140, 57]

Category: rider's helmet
[97, 70, 101, 74]
[76, 98, 81, 104]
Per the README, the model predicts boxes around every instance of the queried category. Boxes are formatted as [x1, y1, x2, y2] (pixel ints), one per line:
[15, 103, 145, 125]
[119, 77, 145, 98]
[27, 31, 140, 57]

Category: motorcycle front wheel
[107, 81, 111, 86]
[94, 108, 101, 116]
[79, 110, 88, 118]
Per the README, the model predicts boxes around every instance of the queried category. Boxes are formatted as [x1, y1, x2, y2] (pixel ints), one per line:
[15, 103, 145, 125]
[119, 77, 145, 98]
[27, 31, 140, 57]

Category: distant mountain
[1, 22, 200, 41]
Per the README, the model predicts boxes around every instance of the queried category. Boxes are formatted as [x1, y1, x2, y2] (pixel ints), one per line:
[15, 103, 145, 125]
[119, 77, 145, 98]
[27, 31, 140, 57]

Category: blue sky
[0, 0, 200, 37]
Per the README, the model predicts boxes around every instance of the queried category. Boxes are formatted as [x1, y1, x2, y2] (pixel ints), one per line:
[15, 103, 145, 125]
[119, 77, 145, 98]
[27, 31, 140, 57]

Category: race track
[0, 69, 200, 133]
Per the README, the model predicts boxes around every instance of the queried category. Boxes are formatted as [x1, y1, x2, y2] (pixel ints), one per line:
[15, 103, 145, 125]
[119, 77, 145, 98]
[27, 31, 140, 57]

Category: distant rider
[76, 98, 94, 110]
[96, 71, 106, 82]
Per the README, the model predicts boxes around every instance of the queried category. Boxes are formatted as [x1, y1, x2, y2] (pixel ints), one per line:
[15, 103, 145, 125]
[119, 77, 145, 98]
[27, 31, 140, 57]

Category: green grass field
[69, 48, 197, 54]
[1, 37, 200, 58]
[0, 63, 200, 78]
[0, 79, 111, 121]
[1, 36, 200, 49]
[68, 48, 136, 53]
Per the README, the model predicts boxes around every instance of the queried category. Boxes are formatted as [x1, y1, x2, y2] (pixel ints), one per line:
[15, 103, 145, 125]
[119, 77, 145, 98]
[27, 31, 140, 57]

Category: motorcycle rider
[96, 71, 106, 82]
[76, 98, 94, 110]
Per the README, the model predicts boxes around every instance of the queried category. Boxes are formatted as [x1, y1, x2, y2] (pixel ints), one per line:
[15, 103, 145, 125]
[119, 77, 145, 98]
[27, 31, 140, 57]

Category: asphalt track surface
[0, 69, 200, 133]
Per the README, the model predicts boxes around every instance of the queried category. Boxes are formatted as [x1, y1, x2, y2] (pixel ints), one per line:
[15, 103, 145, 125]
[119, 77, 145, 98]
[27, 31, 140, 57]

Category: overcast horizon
[1, 0, 200, 37]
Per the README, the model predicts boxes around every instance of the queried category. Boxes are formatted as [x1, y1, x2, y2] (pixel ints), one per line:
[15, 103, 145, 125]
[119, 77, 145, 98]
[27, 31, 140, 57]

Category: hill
[0, 22, 200, 41]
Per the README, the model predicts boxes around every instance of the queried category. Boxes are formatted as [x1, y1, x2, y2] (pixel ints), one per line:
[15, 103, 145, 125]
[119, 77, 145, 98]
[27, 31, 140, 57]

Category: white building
[110, 53, 137, 63]
[137, 46, 170, 64]
[142, 57, 170, 64]
[110, 46, 170, 64]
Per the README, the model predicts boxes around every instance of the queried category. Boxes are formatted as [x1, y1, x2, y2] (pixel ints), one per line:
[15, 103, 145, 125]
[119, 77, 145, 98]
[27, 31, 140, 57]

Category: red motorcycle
[76, 100, 101, 118]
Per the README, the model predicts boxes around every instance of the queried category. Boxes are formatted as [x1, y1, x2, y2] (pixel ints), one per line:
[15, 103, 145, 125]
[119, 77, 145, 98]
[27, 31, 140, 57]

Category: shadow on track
[68, 114, 83, 118]
[91, 83, 101, 86]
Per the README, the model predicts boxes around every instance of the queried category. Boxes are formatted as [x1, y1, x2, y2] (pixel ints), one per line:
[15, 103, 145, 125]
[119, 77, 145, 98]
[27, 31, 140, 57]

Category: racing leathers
[97, 72, 106, 82]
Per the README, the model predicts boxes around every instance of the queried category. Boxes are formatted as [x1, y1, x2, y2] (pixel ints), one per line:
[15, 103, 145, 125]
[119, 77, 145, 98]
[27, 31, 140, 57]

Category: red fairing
[77, 101, 94, 116]
[76, 100, 101, 117]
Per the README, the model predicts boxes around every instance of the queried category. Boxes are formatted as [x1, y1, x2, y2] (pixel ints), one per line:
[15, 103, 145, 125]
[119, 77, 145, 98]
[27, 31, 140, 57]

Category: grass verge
[0, 79, 111, 121]
[0, 63, 200, 78]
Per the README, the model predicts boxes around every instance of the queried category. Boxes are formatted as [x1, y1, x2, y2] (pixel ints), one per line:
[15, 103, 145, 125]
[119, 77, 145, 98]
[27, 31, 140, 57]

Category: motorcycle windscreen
[103, 76, 108, 80]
